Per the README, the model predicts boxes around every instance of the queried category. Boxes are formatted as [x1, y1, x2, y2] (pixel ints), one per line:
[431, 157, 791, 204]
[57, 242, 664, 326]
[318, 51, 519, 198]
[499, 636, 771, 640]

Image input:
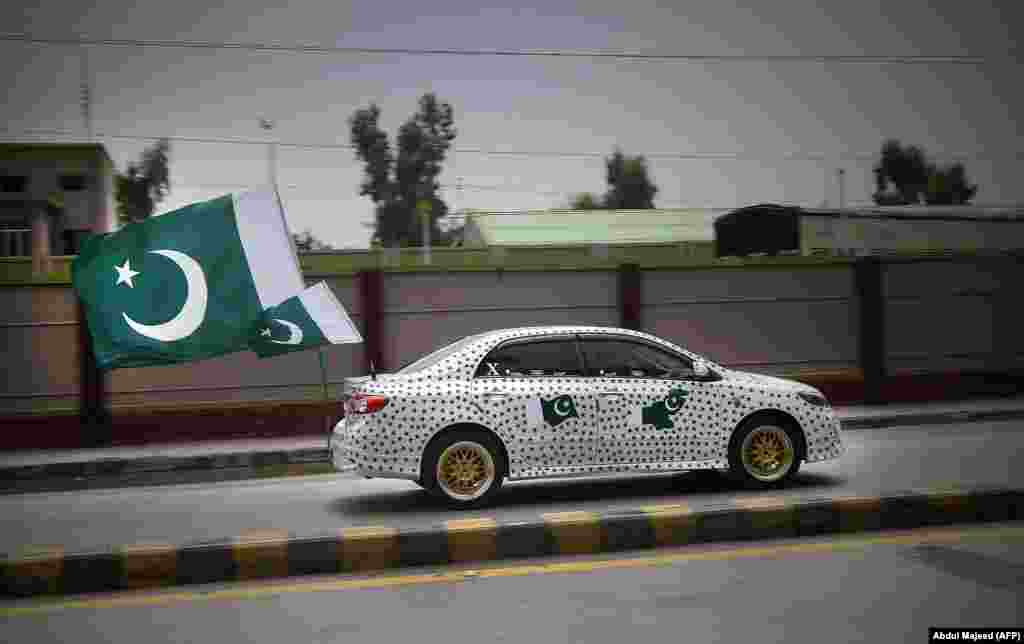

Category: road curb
[3, 486, 1022, 599]
[838, 408, 1024, 429]
[4, 407, 1024, 487]
[0, 448, 329, 485]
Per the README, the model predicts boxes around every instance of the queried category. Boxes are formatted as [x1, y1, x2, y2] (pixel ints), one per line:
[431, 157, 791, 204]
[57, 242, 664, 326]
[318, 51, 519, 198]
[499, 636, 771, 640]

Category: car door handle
[600, 392, 625, 399]
[484, 392, 508, 400]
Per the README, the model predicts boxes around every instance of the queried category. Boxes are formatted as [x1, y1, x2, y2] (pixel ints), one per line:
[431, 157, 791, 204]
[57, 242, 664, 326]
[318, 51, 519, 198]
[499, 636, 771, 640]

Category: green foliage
[603, 148, 658, 209]
[568, 192, 602, 209]
[565, 149, 659, 210]
[291, 229, 334, 252]
[115, 139, 171, 225]
[349, 94, 457, 247]
[872, 139, 977, 206]
[925, 162, 978, 205]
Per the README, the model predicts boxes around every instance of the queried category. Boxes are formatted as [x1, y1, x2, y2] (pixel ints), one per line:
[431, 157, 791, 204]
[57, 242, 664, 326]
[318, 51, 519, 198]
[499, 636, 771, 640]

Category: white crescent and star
[554, 397, 573, 416]
[114, 259, 140, 288]
[665, 393, 684, 412]
[117, 250, 208, 343]
[265, 318, 303, 345]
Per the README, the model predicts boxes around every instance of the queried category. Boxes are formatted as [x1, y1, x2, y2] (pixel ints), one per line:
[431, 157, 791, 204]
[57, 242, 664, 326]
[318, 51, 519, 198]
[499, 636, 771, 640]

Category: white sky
[3, 0, 1021, 248]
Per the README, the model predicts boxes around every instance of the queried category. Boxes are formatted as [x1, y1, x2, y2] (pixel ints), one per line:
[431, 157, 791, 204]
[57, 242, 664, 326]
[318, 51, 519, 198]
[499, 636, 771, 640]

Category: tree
[872, 139, 977, 206]
[116, 139, 171, 224]
[603, 148, 658, 209]
[349, 94, 457, 247]
[925, 162, 978, 205]
[568, 192, 602, 209]
[291, 229, 334, 252]
[562, 149, 659, 210]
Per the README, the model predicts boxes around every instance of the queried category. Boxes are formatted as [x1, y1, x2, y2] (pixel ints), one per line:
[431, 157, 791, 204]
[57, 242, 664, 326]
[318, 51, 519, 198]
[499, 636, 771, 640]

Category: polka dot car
[331, 325, 843, 508]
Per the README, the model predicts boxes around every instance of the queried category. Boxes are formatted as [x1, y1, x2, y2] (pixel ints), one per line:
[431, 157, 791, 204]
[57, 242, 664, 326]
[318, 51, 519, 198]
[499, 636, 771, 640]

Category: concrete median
[3, 485, 1021, 599]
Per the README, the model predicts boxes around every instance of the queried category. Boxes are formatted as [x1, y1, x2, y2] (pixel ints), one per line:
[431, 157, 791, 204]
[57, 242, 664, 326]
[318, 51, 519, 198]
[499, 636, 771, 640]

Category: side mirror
[692, 361, 710, 379]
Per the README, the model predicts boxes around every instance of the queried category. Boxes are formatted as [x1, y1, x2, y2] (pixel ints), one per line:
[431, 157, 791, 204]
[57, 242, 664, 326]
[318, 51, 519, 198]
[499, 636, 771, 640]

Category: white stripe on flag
[629, 406, 643, 427]
[525, 398, 544, 427]
[232, 189, 305, 308]
[299, 282, 363, 344]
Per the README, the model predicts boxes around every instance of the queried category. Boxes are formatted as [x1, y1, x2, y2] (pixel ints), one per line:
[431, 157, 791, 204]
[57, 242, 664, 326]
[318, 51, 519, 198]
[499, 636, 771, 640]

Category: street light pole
[259, 118, 277, 189]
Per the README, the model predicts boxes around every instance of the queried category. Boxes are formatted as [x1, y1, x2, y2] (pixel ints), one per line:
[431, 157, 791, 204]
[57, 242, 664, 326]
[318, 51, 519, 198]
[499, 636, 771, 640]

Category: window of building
[0, 176, 28, 193]
[476, 338, 583, 377]
[62, 230, 92, 255]
[0, 228, 32, 257]
[59, 175, 88, 191]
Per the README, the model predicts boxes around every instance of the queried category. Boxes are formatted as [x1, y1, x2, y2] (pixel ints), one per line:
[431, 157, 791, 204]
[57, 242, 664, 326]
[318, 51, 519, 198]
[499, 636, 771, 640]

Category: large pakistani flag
[249, 281, 363, 358]
[72, 190, 305, 369]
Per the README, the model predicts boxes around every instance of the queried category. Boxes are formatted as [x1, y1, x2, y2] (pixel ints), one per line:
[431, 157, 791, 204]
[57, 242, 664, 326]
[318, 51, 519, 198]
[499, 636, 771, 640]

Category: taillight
[346, 393, 389, 414]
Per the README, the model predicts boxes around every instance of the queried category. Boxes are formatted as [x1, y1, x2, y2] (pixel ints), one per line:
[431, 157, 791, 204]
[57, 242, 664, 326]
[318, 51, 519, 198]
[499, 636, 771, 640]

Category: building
[714, 203, 1024, 258]
[0, 143, 117, 267]
[458, 208, 723, 247]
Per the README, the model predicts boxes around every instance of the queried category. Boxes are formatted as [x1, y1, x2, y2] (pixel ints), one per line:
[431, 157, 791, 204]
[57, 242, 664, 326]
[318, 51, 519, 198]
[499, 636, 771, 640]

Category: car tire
[727, 418, 802, 489]
[422, 430, 505, 509]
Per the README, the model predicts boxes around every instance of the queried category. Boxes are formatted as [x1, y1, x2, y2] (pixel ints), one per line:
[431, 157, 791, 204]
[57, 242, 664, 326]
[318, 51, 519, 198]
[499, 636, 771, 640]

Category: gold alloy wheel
[436, 440, 496, 501]
[740, 425, 796, 482]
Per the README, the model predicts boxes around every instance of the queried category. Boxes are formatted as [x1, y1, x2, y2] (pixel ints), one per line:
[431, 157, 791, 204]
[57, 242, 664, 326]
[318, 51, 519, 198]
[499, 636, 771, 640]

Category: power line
[0, 33, 1009, 64]
[7, 128, 1022, 162]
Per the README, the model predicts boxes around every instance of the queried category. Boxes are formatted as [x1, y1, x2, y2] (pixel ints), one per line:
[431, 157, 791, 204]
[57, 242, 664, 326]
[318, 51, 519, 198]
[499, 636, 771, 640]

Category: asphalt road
[3, 523, 1022, 644]
[2, 419, 1023, 555]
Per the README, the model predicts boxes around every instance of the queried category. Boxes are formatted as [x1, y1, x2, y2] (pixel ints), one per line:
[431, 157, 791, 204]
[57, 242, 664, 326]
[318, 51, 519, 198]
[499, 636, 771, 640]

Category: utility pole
[259, 118, 277, 189]
[80, 46, 93, 140]
[837, 168, 846, 209]
[417, 194, 431, 265]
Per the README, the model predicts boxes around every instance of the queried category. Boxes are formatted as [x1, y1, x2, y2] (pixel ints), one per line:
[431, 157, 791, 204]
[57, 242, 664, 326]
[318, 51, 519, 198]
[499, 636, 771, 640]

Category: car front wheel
[422, 430, 505, 508]
[728, 420, 802, 488]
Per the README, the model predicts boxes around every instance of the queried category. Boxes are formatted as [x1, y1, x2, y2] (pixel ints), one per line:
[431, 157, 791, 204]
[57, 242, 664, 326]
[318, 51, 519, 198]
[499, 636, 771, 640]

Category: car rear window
[476, 338, 583, 377]
[396, 334, 485, 374]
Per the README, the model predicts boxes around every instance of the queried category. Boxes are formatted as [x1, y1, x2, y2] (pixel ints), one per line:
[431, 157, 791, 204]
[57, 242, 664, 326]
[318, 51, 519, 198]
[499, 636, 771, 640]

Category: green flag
[249, 281, 363, 358]
[636, 387, 689, 430]
[72, 189, 305, 369]
[526, 394, 579, 427]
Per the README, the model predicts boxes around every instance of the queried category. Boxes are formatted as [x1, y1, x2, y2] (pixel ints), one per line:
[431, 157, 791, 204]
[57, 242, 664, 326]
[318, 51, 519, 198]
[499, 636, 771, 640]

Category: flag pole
[271, 181, 332, 439]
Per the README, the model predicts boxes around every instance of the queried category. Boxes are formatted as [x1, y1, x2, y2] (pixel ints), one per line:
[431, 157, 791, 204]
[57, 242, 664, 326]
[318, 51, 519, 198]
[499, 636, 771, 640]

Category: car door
[579, 335, 716, 469]
[471, 336, 598, 477]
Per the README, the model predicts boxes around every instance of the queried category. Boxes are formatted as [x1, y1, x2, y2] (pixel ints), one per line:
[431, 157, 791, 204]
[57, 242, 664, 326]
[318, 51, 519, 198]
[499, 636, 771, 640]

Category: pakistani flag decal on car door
[629, 388, 689, 430]
[526, 394, 579, 427]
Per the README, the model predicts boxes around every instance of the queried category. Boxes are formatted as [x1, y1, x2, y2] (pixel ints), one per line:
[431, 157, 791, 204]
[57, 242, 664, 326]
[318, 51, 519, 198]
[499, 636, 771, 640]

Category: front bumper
[804, 414, 844, 463]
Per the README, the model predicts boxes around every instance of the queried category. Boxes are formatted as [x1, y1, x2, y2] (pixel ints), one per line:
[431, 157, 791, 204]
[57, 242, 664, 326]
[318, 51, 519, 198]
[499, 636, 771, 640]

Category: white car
[331, 325, 843, 508]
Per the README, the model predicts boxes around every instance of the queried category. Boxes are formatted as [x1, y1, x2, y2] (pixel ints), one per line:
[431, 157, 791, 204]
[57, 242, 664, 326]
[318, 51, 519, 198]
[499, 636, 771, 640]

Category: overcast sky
[3, 0, 1021, 248]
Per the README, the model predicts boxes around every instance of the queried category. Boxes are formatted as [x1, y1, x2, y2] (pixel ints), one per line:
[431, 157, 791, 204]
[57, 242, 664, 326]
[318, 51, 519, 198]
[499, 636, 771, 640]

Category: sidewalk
[2, 395, 1023, 482]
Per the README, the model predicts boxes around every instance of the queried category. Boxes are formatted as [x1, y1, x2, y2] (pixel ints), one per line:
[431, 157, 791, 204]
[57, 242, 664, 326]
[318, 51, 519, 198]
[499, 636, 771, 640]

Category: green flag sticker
[633, 387, 689, 430]
[526, 394, 579, 427]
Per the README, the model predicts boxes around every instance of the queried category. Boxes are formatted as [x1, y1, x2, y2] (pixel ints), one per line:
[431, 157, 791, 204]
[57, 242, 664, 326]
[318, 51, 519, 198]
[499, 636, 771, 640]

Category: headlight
[798, 392, 830, 407]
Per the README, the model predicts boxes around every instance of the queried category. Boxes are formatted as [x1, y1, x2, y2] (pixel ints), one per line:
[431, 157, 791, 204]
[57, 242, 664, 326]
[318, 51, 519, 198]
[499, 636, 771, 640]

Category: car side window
[475, 339, 583, 377]
[581, 339, 694, 379]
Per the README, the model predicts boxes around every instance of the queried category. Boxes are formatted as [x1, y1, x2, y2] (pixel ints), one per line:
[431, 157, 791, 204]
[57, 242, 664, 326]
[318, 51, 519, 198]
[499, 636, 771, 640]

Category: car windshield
[396, 334, 486, 374]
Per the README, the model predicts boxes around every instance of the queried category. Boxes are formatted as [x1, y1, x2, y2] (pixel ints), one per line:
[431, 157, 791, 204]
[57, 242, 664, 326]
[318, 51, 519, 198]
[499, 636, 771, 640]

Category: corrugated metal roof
[800, 205, 1024, 222]
[465, 208, 723, 246]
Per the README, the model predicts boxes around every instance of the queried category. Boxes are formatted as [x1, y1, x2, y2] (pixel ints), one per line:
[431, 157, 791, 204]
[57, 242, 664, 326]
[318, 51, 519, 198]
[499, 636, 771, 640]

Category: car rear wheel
[422, 430, 505, 509]
[728, 420, 801, 489]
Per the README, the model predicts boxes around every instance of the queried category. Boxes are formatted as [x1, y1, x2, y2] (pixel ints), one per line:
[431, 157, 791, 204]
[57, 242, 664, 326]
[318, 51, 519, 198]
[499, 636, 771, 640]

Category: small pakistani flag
[249, 281, 363, 358]
[526, 394, 579, 428]
[632, 387, 689, 430]
[71, 189, 305, 369]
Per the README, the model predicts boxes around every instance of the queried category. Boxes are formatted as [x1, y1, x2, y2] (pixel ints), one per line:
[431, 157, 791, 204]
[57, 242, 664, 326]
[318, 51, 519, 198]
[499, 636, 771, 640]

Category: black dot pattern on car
[332, 325, 843, 480]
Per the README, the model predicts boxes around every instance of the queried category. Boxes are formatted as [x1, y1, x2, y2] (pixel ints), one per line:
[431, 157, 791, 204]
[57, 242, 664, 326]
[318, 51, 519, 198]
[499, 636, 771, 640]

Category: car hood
[723, 369, 820, 394]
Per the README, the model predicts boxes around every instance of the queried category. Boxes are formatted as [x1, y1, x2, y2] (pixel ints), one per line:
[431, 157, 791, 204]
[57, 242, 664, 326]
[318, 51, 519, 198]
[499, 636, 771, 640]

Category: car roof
[465, 325, 680, 349]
